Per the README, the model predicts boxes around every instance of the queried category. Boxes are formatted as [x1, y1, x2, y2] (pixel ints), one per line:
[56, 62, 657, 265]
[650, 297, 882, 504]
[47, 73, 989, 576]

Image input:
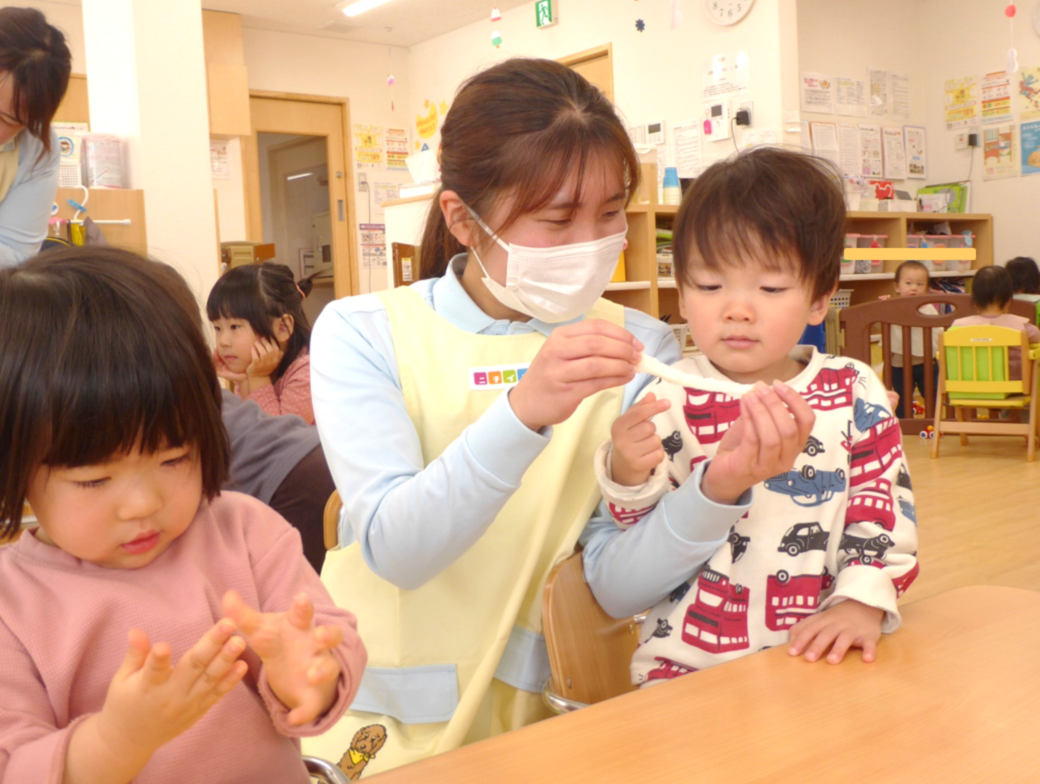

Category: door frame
[242, 90, 358, 298]
[557, 44, 614, 102]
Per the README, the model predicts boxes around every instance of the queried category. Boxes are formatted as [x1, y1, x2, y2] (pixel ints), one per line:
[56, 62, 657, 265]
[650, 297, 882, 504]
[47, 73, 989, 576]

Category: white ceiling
[204, 0, 534, 48]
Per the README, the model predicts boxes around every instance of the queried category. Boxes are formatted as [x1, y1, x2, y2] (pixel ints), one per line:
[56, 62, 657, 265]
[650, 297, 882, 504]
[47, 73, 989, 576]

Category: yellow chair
[541, 552, 643, 713]
[323, 490, 342, 551]
[932, 326, 1039, 461]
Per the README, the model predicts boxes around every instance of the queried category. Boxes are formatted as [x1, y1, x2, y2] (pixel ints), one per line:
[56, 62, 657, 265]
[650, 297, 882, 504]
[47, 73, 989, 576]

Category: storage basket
[830, 289, 854, 310]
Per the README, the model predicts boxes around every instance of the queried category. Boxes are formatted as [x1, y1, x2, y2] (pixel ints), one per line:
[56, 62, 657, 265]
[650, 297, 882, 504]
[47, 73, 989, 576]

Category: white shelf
[840, 269, 977, 282]
[658, 278, 678, 289]
[606, 281, 651, 291]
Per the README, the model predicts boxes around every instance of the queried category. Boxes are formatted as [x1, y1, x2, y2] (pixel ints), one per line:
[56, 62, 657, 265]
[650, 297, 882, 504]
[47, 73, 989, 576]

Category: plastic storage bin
[855, 234, 886, 274]
[841, 235, 858, 275]
[830, 289, 854, 310]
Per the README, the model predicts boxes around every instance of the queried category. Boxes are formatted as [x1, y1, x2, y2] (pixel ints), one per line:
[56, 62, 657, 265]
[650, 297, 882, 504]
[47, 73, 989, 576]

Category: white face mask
[466, 207, 627, 324]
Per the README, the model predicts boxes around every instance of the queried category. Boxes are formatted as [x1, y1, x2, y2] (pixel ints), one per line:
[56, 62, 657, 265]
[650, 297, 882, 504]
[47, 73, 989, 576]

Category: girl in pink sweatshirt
[0, 247, 366, 784]
[208, 263, 315, 423]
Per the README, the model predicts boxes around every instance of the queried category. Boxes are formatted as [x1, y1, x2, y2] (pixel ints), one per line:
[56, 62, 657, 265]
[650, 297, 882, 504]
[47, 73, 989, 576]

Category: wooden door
[243, 93, 358, 298]
[558, 44, 614, 102]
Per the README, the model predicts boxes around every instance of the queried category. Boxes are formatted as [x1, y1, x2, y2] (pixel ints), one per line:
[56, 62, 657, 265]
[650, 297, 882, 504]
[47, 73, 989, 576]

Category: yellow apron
[303, 286, 624, 778]
[0, 136, 20, 204]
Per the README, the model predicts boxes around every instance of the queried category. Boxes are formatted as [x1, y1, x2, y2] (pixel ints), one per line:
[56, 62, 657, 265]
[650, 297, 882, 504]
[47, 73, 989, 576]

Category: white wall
[406, 0, 799, 175]
[796, 0, 926, 191]
[920, 0, 1040, 264]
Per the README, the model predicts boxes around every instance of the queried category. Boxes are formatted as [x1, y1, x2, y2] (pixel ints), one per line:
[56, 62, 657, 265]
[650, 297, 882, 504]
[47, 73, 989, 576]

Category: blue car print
[853, 398, 889, 431]
[898, 497, 917, 525]
[764, 465, 847, 506]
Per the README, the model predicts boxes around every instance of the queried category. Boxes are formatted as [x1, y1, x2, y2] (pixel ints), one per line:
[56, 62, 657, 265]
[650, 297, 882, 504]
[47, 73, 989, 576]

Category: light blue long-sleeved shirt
[310, 255, 748, 599]
[0, 130, 60, 267]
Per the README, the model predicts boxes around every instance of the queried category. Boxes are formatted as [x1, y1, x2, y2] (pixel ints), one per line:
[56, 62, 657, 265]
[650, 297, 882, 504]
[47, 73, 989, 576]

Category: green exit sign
[535, 0, 557, 28]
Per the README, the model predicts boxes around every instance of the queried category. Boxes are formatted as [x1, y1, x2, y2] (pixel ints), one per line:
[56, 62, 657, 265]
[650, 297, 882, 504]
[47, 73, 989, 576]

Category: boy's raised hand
[787, 599, 884, 664]
[609, 392, 671, 487]
[93, 622, 248, 763]
[702, 381, 815, 505]
[222, 590, 343, 726]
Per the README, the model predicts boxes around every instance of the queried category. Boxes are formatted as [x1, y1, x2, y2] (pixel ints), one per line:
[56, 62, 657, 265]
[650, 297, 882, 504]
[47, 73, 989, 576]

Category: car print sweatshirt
[594, 348, 919, 685]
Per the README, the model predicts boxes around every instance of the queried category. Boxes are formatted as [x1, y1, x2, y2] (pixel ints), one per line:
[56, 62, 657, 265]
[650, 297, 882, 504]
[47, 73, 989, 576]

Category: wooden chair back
[839, 293, 1035, 434]
[542, 552, 641, 708]
[323, 490, 342, 551]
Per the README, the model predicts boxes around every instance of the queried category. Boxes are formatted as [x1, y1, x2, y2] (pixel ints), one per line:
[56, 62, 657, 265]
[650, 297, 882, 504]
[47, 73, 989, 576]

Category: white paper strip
[636, 355, 755, 396]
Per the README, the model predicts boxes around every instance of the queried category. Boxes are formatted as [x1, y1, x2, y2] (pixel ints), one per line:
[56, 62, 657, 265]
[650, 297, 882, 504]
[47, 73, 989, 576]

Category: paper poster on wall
[809, 122, 840, 169]
[835, 77, 868, 117]
[702, 52, 750, 101]
[671, 120, 703, 178]
[981, 71, 1013, 124]
[982, 124, 1016, 180]
[890, 72, 910, 120]
[836, 125, 861, 177]
[1021, 120, 1040, 175]
[209, 140, 231, 179]
[628, 124, 646, 145]
[1018, 67, 1040, 121]
[743, 128, 780, 148]
[881, 126, 907, 180]
[385, 128, 409, 172]
[903, 126, 927, 179]
[859, 124, 883, 178]
[800, 73, 834, 114]
[354, 124, 384, 169]
[869, 68, 888, 116]
[360, 223, 387, 267]
[944, 76, 979, 129]
[371, 182, 400, 219]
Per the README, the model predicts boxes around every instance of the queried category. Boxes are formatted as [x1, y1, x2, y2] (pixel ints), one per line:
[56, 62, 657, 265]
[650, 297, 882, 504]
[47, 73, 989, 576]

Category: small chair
[932, 325, 1039, 461]
[541, 552, 643, 713]
[840, 293, 1036, 435]
[304, 756, 350, 783]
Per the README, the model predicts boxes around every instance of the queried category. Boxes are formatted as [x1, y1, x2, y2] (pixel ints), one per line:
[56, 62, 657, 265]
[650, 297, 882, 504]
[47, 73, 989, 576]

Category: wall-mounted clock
[703, 0, 755, 26]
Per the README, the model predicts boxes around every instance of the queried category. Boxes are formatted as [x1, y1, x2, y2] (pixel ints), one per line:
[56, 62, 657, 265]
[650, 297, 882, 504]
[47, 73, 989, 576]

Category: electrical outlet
[737, 101, 753, 127]
[357, 172, 369, 191]
[955, 132, 968, 151]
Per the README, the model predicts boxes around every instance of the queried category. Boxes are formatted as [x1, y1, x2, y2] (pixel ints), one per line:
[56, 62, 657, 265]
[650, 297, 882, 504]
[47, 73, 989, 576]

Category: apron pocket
[351, 664, 459, 724]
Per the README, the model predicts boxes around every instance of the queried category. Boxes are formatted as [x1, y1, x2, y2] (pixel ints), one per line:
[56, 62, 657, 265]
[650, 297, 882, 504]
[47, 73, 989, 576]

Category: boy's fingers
[315, 623, 344, 650]
[141, 642, 173, 685]
[803, 627, 839, 662]
[826, 631, 856, 664]
[116, 628, 152, 678]
[859, 637, 878, 663]
[288, 593, 315, 631]
[222, 590, 263, 637]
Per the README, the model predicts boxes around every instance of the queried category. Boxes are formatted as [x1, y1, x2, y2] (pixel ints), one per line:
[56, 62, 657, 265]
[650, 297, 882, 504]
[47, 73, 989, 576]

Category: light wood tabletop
[369, 586, 1040, 782]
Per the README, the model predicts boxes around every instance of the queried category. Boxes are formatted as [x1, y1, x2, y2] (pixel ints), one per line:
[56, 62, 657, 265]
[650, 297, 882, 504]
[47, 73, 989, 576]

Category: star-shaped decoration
[439, 100, 450, 114]
[635, 18, 645, 31]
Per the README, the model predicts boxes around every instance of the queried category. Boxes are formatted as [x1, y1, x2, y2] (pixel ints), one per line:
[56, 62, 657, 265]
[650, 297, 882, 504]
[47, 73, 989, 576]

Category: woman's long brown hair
[418, 58, 640, 280]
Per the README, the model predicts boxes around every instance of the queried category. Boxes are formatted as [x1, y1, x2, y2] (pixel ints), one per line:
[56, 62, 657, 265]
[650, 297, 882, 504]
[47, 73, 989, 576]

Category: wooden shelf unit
[841, 212, 993, 305]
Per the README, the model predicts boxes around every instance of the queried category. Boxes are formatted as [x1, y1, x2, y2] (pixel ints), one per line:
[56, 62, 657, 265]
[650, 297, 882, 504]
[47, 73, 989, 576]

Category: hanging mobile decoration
[671, 0, 683, 28]
[490, 7, 502, 22]
[1006, 3, 1019, 74]
[387, 46, 395, 111]
[635, 18, 645, 31]
[492, 29, 503, 47]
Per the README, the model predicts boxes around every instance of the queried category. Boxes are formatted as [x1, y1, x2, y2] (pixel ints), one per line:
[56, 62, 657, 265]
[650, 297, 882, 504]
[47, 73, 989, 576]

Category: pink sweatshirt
[242, 349, 314, 424]
[950, 313, 1040, 380]
[0, 492, 366, 784]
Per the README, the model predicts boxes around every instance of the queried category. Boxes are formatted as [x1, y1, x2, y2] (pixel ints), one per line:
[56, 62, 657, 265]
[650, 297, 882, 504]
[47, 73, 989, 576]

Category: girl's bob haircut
[0, 247, 229, 537]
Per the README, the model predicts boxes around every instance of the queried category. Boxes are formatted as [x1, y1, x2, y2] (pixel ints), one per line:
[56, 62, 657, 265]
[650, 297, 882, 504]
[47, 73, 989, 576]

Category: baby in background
[951, 264, 1040, 379]
[593, 148, 919, 686]
[886, 261, 942, 418]
[1006, 256, 1040, 305]
[0, 247, 365, 783]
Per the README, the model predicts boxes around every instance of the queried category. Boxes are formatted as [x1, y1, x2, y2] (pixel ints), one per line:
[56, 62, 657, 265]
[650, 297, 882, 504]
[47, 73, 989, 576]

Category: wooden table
[371, 586, 1040, 782]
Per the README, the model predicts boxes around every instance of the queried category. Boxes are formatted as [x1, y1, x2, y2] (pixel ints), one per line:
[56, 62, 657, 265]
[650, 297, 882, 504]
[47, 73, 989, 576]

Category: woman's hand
[787, 600, 884, 664]
[701, 381, 816, 505]
[509, 320, 643, 432]
[609, 393, 671, 487]
[222, 590, 343, 726]
[245, 338, 284, 391]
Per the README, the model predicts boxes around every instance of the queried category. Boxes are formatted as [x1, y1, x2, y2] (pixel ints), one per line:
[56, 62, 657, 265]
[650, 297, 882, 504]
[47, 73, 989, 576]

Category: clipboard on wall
[392, 242, 417, 288]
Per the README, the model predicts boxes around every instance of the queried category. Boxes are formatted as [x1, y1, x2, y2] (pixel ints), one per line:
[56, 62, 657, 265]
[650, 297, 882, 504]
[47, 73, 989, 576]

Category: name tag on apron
[469, 364, 529, 390]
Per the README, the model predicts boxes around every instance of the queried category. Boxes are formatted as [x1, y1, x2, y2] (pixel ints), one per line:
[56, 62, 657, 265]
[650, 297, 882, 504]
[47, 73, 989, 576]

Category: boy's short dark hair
[0, 247, 229, 537]
[970, 265, 1014, 311]
[1005, 256, 1040, 295]
[894, 260, 930, 287]
[672, 147, 845, 302]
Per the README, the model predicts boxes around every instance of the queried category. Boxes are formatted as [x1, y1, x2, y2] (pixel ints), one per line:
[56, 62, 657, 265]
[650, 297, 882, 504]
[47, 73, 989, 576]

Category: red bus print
[891, 562, 920, 597]
[849, 417, 903, 487]
[803, 366, 858, 411]
[765, 570, 826, 630]
[608, 502, 652, 529]
[645, 657, 697, 683]
[845, 478, 896, 531]
[683, 391, 741, 445]
[681, 568, 750, 653]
